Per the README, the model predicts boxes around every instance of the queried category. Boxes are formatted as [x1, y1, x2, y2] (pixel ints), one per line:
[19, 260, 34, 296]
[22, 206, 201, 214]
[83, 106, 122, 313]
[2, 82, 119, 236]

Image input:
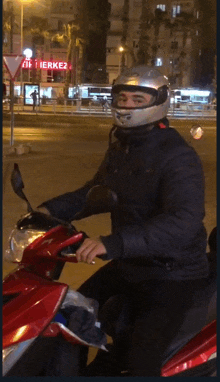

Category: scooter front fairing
[3, 268, 68, 375]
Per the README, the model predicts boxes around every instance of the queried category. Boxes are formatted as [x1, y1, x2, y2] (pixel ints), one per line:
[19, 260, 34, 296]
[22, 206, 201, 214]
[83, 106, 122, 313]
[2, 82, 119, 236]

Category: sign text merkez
[22, 59, 72, 70]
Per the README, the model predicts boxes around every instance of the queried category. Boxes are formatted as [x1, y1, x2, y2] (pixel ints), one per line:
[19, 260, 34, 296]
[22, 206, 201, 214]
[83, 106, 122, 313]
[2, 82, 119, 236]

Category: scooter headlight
[5, 228, 46, 263]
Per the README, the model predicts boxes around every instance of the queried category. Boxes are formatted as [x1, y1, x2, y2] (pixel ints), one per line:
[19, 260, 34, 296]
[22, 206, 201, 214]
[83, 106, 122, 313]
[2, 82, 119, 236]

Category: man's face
[117, 91, 155, 108]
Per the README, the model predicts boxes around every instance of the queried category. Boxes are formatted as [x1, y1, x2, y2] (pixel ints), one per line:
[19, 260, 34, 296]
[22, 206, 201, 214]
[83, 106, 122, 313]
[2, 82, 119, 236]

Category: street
[2, 116, 216, 366]
[3, 117, 216, 283]
[2, 0, 216, 372]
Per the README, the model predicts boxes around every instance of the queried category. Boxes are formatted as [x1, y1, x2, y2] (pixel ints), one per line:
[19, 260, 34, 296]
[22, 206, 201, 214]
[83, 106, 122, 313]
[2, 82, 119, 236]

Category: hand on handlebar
[75, 238, 107, 264]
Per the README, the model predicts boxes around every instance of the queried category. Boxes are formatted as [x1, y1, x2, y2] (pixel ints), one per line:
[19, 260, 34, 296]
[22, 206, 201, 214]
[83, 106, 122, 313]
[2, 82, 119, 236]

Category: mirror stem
[27, 202, 33, 213]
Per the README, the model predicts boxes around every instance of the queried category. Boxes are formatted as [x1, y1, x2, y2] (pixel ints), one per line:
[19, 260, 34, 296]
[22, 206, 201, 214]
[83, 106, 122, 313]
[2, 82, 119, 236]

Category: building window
[58, 20, 63, 31]
[155, 58, 163, 66]
[47, 70, 53, 82]
[172, 5, 181, 18]
[196, 30, 199, 36]
[170, 58, 179, 66]
[196, 11, 199, 19]
[156, 4, 166, 11]
[171, 41, 178, 50]
[53, 71, 63, 83]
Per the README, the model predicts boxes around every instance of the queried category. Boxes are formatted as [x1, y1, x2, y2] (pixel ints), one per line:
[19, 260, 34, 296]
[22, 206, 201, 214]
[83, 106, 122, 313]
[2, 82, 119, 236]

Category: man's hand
[75, 238, 107, 264]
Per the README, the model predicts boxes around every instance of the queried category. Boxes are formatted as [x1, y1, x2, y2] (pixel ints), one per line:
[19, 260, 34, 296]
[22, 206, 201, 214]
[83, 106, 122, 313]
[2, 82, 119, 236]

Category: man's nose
[124, 98, 135, 107]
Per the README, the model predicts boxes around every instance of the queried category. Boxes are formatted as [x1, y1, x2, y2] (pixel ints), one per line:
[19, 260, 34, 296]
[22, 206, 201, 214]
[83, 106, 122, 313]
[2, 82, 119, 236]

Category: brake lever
[60, 251, 96, 265]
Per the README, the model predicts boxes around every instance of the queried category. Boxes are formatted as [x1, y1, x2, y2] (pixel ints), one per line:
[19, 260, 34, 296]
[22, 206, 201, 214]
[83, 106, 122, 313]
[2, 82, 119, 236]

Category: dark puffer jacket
[39, 122, 209, 281]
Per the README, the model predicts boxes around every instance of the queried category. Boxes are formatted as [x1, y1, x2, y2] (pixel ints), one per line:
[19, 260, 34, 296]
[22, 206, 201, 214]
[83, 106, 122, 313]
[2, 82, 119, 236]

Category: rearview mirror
[74, 185, 118, 220]
[11, 163, 33, 212]
[190, 125, 204, 140]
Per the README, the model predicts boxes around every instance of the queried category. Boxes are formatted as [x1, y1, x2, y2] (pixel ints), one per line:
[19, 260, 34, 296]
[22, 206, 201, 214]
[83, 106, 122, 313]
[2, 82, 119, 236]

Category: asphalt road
[2, 117, 216, 366]
[3, 118, 216, 279]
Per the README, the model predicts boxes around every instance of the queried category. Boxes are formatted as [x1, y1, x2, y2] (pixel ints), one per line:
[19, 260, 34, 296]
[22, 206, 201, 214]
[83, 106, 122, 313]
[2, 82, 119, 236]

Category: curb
[4, 144, 32, 156]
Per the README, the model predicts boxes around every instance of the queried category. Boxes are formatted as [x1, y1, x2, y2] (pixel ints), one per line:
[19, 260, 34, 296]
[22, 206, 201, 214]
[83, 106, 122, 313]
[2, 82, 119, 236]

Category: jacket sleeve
[38, 151, 110, 222]
[100, 146, 206, 261]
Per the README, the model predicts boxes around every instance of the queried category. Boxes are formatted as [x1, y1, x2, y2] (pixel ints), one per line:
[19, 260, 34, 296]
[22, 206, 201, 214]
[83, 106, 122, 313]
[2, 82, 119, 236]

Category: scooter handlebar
[60, 232, 104, 265]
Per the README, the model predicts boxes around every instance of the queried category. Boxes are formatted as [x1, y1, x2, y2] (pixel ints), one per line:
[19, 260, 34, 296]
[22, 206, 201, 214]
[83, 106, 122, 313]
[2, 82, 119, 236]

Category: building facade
[3, 0, 110, 99]
[106, 0, 203, 87]
[3, 0, 215, 98]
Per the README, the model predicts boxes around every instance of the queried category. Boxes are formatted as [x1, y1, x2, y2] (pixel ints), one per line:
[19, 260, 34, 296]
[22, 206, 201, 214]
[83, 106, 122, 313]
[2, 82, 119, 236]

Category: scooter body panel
[3, 161, 217, 376]
[162, 320, 217, 376]
[3, 268, 68, 349]
[21, 226, 82, 264]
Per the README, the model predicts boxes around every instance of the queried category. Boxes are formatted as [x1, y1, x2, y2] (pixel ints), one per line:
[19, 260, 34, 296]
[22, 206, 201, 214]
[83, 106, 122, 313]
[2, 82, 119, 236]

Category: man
[38, 66, 209, 376]
[30, 89, 38, 111]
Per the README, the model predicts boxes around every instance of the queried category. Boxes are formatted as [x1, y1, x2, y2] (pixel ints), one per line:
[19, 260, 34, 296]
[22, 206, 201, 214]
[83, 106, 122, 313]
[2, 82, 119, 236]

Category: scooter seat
[99, 273, 216, 366]
[162, 274, 216, 364]
[96, 239, 217, 375]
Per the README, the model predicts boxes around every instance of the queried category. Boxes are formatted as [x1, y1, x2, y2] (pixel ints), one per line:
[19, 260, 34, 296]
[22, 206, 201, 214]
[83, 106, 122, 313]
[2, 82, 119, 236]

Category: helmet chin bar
[115, 110, 133, 127]
[112, 102, 169, 128]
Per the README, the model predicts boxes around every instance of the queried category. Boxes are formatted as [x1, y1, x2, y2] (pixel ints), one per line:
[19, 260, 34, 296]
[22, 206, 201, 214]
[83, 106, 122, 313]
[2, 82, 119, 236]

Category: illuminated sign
[22, 59, 71, 70]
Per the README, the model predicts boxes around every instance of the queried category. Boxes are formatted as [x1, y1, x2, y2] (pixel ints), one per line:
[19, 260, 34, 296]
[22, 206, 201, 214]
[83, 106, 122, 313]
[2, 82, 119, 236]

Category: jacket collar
[108, 118, 169, 148]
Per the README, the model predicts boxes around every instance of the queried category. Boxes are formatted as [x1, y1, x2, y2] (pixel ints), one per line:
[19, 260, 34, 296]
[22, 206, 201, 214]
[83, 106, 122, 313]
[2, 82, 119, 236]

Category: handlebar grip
[62, 233, 104, 265]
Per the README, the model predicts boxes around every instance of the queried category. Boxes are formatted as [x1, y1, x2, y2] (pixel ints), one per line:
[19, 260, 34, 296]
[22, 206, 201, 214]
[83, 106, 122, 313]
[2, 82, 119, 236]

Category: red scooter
[3, 163, 217, 377]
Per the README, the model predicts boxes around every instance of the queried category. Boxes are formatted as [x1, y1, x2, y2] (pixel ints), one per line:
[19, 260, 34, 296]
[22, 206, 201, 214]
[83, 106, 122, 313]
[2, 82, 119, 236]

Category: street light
[23, 48, 33, 82]
[118, 46, 124, 75]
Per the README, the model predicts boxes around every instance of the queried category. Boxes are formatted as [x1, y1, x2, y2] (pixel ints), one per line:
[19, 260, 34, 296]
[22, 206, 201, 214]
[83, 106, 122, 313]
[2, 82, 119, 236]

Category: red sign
[22, 59, 71, 70]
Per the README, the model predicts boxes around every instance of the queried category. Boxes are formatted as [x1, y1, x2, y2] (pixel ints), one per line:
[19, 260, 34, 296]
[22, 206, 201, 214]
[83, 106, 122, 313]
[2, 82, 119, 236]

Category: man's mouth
[116, 111, 132, 124]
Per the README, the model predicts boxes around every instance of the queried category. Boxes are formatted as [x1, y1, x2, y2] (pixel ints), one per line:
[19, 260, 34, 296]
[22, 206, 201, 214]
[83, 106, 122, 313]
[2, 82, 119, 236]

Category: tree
[23, 16, 50, 83]
[194, 0, 216, 87]
[120, 0, 130, 71]
[52, 21, 86, 96]
[137, 6, 172, 67]
[165, 11, 199, 86]
[2, 9, 12, 49]
[150, 9, 171, 66]
[117, 0, 136, 71]
[211, 54, 217, 95]
[136, 4, 204, 87]
[2, 2, 19, 53]
[137, 0, 152, 65]
[84, 0, 111, 82]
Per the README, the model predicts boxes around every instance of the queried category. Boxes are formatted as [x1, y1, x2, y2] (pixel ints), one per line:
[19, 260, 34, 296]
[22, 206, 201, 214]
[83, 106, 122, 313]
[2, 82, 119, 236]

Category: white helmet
[111, 65, 170, 128]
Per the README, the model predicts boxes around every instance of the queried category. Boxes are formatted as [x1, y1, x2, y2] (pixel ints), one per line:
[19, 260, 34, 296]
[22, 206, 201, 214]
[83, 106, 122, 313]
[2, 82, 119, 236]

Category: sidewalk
[3, 102, 217, 119]
[3, 103, 112, 116]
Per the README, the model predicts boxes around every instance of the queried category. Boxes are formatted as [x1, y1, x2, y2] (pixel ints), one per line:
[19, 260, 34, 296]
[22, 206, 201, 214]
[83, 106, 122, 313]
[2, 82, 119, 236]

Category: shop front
[4, 57, 72, 104]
